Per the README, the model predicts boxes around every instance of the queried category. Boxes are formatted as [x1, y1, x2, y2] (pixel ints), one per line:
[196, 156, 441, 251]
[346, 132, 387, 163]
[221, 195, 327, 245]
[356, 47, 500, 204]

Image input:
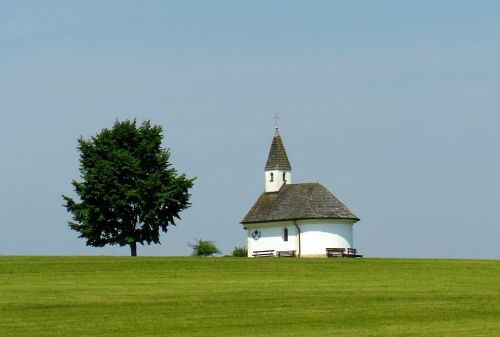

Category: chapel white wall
[246, 222, 296, 256]
[299, 220, 353, 257]
[246, 219, 354, 257]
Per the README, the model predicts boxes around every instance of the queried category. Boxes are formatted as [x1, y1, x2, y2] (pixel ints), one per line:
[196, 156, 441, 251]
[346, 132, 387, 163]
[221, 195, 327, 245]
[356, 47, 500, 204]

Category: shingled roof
[241, 183, 359, 224]
[265, 129, 292, 171]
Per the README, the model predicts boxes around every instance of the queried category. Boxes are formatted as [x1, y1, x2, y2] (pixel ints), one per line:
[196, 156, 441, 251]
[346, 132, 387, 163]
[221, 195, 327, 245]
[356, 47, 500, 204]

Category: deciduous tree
[63, 120, 194, 256]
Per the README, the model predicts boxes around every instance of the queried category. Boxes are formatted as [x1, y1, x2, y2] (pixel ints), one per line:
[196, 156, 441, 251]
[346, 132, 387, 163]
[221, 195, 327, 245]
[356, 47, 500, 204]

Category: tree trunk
[130, 241, 137, 256]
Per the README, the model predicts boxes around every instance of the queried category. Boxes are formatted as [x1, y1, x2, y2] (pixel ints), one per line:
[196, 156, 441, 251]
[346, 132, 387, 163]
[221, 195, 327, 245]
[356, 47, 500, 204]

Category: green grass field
[1, 257, 499, 337]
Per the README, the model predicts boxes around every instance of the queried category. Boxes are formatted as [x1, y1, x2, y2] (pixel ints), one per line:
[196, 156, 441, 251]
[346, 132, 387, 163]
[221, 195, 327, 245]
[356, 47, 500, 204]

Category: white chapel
[241, 126, 360, 257]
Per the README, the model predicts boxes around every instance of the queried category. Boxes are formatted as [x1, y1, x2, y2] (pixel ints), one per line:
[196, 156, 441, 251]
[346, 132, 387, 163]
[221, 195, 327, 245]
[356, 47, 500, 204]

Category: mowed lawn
[0, 257, 499, 337]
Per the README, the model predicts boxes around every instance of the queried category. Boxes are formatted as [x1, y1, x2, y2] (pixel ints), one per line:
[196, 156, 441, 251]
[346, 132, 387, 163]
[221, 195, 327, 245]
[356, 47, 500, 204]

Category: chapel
[241, 126, 360, 257]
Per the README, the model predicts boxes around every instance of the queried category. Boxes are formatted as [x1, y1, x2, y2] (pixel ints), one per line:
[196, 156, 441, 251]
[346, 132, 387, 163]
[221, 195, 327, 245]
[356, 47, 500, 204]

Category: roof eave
[241, 216, 360, 225]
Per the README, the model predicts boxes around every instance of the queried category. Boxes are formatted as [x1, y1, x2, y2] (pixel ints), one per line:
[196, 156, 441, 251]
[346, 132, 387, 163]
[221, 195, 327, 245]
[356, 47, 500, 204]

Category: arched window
[283, 172, 286, 182]
[283, 227, 288, 242]
[270, 173, 274, 182]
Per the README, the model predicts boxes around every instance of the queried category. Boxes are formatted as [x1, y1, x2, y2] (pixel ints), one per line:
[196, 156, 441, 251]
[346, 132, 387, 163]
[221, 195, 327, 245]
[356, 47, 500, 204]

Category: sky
[1, 0, 499, 258]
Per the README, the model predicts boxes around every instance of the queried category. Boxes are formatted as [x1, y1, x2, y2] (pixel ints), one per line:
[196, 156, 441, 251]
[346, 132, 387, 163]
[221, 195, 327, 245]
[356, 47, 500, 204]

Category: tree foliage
[189, 239, 221, 257]
[63, 120, 194, 256]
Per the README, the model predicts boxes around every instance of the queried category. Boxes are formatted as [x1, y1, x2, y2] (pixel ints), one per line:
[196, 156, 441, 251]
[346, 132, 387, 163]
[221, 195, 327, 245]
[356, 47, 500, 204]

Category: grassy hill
[0, 257, 499, 336]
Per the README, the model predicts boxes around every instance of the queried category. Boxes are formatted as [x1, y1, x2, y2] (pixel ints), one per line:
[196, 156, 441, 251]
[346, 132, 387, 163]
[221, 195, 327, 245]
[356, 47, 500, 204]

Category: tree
[63, 119, 194, 256]
[189, 239, 221, 257]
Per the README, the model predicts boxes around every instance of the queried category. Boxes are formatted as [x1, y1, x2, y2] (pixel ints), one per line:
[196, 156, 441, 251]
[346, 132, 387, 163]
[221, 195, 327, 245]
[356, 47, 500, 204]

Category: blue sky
[1, 1, 499, 258]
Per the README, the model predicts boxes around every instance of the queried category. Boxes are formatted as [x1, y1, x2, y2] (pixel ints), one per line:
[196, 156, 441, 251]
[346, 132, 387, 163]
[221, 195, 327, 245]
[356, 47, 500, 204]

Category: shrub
[232, 246, 248, 257]
[189, 239, 221, 257]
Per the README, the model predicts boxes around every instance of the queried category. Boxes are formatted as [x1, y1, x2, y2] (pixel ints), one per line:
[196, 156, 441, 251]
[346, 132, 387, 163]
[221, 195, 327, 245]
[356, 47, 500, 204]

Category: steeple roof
[265, 129, 292, 171]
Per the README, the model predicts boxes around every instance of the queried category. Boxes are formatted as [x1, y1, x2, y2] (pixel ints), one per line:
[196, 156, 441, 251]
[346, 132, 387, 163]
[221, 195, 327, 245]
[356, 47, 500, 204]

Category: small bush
[189, 239, 221, 257]
[232, 246, 248, 257]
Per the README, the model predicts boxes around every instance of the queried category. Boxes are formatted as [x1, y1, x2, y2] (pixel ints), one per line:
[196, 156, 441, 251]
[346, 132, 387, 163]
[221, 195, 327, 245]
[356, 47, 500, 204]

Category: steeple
[265, 127, 292, 192]
[265, 128, 292, 171]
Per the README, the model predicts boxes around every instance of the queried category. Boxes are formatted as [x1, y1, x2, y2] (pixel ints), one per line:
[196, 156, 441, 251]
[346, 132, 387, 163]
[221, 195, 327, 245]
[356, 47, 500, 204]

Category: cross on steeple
[274, 113, 279, 130]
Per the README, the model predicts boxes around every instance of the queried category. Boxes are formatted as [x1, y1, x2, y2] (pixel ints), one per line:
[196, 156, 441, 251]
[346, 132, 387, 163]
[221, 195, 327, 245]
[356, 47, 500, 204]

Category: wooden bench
[326, 248, 345, 258]
[277, 250, 296, 257]
[252, 250, 275, 257]
[343, 248, 363, 258]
